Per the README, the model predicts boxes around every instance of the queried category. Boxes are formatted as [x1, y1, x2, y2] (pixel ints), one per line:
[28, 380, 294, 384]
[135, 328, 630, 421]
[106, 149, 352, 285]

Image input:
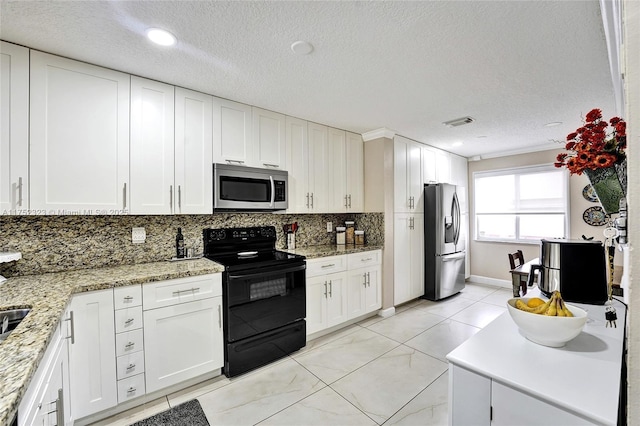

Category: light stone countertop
[0, 258, 224, 426]
[284, 244, 383, 259]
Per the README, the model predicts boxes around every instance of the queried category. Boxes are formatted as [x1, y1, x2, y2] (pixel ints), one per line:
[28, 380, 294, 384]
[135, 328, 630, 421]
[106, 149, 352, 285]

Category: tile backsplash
[0, 213, 383, 277]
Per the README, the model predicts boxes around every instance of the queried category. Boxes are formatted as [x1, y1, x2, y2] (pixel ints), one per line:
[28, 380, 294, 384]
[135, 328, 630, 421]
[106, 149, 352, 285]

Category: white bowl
[506, 298, 588, 347]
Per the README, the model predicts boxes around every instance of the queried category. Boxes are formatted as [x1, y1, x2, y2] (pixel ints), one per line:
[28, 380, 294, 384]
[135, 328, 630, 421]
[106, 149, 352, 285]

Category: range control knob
[218, 230, 226, 240]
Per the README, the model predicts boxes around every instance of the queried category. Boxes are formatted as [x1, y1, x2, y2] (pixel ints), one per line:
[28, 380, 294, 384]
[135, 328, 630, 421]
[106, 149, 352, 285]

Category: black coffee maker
[529, 239, 608, 305]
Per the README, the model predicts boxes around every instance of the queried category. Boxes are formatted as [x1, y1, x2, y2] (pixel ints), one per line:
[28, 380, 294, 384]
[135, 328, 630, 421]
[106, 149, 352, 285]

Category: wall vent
[443, 116, 475, 127]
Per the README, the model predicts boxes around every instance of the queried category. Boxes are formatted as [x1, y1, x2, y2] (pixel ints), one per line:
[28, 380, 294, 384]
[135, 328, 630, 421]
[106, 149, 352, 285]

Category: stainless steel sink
[0, 308, 31, 343]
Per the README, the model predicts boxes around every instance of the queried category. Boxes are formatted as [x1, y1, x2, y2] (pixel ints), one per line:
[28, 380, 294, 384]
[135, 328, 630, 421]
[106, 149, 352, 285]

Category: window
[474, 164, 569, 243]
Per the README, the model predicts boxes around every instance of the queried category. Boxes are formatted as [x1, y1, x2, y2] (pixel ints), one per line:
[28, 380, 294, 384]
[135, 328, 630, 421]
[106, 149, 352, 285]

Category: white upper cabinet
[422, 145, 437, 184]
[130, 76, 175, 214]
[175, 87, 213, 214]
[285, 116, 309, 213]
[394, 136, 423, 213]
[435, 150, 451, 184]
[345, 132, 364, 212]
[252, 107, 286, 170]
[328, 127, 347, 213]
[0, 42, 29, 212]
[30, 51, 130, 213]
[213, 97, 252, 166]
[307, 122, 329, 212]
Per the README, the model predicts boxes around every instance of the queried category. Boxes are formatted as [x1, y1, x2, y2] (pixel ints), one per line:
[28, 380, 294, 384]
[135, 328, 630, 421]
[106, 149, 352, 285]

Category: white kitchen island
[446, 298, 626, 425]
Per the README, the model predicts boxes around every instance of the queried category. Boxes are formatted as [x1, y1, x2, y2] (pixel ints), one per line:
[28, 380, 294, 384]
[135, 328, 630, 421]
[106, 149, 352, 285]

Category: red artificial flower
[610, 117, 622, 125]
[566, 132, 578, 141]
[586, 108, 602, 122]
[593, 154, 616, 168]
[616, 121, 626, 137]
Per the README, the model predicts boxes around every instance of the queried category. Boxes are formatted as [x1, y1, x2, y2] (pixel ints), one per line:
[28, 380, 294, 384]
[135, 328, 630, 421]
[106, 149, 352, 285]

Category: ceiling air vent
[443, 117, 475, 128]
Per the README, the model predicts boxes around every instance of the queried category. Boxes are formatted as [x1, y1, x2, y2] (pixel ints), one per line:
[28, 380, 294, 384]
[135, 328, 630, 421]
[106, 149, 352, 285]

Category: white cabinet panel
[435, 150, 451, 184]
[449, 365, 491, 426]
[306, 275, 330, 335]
[285, 116, 309, 213]
[116, 373, 146, 404]
[130, 76, 175, 214]
[113, 285, 142, 309]
[114, 306, 143, 334]
[252, 107, 286, 169]
[115, 329, 144, 357]
[325, 272, 348, 328]
[143, 297, 223, 393]
[345, 131, 364, 212]
[328, 127, 347, 212]
[175, 87, 213, 214]
[306, 255, 347, 277]
[213, 97, 252, 165]
[394, 136, 423, 213]
[68, 289, 117, 419]
[116, 350, 145, 381]
[142, 274, 221, 310]
[422, 146, 437, 184]
[30, 51, 130, 212]
[394, 213, 424, 305]
[307, 122, 329, 212]
[0, 42, 29, 212]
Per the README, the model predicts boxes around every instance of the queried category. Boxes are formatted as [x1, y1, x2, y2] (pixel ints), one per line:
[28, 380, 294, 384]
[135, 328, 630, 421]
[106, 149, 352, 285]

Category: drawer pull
[125, 318, 134, 325]
[123, 296, 134, 301]
[126, 363, 136, 371]
[125, 342, 135, 349]
[64, 311, 75, 344]
[361, 258, 373, 262]
[127, 387, 137, 394]
[321, 264, 336, 269]
[363, 273, 367, 287]
[172, 287, 200, 296]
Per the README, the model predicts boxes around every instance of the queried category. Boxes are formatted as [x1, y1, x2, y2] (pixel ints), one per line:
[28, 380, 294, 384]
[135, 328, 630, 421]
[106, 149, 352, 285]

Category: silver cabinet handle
[306, 193, 310, 208]
[172, 287, 200, 295]
[344, 195, 348, 209]
[178, 185, 182, 210]
[263, 163, 279, 168]
[329, 280, 332, 297]
[123, 182, 127, 209]
[123, 295, 134, 302]
[126, 363, 136, 370]
[64, 311, 75, 344]
[363, 273, 367, 287]
[125, 342, 135, 349]
[367, 272, 371, 287]
[17, 176, 23, 207]
[361, 258, 372, 262]
[125, 318, 134, 325]
[218, 304, 222, 329]
[310, 193, 314, 208]
[324, 281, 328, 298]
[169, 185, 173, 212]
[127, 387, 137, 394]
[225, 159, 245, 164]
[56, 388, 64, 426]
[321, 263, 336, 269]
[348, 194, 351, 208]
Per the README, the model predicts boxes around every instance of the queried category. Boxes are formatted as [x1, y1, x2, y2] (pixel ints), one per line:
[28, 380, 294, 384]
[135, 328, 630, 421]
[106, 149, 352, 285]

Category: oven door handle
[228, 263, 306, 280]
[270, 175, 275, 208]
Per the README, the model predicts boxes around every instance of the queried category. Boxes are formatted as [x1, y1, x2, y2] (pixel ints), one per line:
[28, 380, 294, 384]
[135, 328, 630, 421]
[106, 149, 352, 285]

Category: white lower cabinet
[18, 316, 71, 426]
[394, 213, 424, 305]
[449, 364, 596, 426]
[67, 289, 117, 420]
[143, 274, 224, 394]
[306, 250, 382, 336]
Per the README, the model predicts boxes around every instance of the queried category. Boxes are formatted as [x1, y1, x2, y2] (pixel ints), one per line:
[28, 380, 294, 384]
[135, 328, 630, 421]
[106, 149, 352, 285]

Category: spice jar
[355, 230, 365, 245]
[345, 221, 355, 245]
[336, 227, 346, 245]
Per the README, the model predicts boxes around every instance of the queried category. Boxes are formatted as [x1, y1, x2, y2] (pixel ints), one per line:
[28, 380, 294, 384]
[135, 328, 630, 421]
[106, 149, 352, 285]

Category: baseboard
[378, 307, 396, 318]
[469, 275, 511, 289]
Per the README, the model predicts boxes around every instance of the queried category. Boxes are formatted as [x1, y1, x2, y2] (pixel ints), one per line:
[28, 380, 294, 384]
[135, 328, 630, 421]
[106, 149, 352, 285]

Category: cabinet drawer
[114, 285, 142, 309]
[114, 306, 143, 333]
[347, 250, 381, 269]
[115, 329, 144, 357]
[143, 274, 222, 310]
[117, 373, 145, 403]
[306, 255, 347, 277]
[116, 350, 145, 380]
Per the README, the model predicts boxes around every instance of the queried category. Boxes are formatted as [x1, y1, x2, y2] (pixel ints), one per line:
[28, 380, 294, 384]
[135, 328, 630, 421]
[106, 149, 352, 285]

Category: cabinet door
[68, 289, 117, 419]
[410, 213, 425, 299]
[408, 142, 424, 213]
[0, 42, 29, 212]
[252, 107, 286, 169]
[130, 76, 175, 214]
[143, 297, 223, 393]
[394, 213, 412, 305]
[328, 127, 347, 213]
[347, 268, 368, 319]
[285, 116, 309, 213]
[422, 146, 437, 184]
[435, 150, 451, 184]
[449, 364, 491, 426]
[213, 97, 252, 166]
[326, 272, 348, 328]
[307, 122, 329, 212]
[175, 87, 213, 214]
[306, 275, 329, 335]
[30, 51, 130, 213]
[345, 131, 364, 212]
[364, 266, 382, 313]
[394, 138, 410, 213]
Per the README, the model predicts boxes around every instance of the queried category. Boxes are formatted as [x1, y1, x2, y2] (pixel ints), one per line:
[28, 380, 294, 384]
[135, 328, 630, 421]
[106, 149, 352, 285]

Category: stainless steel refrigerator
[423, 183, 466, 300]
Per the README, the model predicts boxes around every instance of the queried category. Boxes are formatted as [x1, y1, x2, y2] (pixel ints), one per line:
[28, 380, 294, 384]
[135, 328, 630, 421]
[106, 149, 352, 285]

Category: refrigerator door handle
[441, 252, 466, 261]
[452, 192, 461, 245]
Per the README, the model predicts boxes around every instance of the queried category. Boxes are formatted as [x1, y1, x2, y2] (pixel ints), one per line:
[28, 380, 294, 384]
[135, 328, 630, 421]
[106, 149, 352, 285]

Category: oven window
[220, 176, 271, 202]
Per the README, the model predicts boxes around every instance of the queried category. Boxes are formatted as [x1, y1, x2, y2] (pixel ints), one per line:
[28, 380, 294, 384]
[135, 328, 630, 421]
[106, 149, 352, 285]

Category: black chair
[508, 250, 527, 296]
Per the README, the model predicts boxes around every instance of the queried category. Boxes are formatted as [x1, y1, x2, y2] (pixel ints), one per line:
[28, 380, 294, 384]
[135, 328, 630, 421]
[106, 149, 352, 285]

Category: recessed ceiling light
[146, 28, 177, 46]
[544, 121, 563, 127]
[291, 41, 314, 55]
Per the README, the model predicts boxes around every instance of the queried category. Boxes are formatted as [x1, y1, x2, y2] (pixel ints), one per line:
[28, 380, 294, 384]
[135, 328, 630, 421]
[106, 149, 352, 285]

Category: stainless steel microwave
[213, 163, 288, 212]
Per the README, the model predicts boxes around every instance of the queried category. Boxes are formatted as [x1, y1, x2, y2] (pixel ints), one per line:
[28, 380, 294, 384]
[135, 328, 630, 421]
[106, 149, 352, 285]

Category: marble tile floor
[93, 282, 512, 426]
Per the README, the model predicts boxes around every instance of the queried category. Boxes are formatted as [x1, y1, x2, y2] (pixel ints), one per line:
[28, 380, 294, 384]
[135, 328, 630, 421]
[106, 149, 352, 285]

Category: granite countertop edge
[284, 244, 383, 259]
[0, 258, 224, 425]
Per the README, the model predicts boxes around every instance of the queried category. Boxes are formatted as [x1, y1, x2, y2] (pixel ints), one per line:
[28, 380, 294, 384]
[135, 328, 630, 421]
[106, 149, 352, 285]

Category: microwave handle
[270, 175, 275, 208]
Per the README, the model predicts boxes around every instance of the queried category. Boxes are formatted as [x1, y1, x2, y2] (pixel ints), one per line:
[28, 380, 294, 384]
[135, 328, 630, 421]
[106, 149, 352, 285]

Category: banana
[514, 291, 574, 317]
[543, 293, 558, 316]
[559, 298, 574, 317]
[556, 297, 566, 317]
[515, 298, 552, 314]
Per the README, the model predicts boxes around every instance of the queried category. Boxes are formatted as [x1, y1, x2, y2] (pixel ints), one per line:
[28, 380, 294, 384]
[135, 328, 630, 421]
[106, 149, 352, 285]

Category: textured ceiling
[0, 1, 617, 158]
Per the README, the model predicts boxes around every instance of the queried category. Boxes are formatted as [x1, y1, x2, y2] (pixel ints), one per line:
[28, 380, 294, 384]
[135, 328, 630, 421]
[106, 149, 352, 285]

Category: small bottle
[345, 221, 355, 245]
[355, 230, 365, 245]
[176, 228, 186, 258]
[336, 227, 346, 245]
